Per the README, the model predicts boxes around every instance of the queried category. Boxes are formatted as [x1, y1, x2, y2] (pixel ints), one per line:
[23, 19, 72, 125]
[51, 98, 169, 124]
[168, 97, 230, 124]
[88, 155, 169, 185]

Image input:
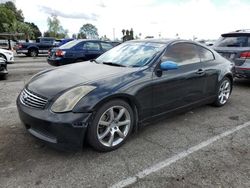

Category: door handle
[196, 69, 205, 75]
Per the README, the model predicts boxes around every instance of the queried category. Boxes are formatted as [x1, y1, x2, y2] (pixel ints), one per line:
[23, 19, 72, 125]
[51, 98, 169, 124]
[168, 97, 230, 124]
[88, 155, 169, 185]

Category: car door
[152, 42, 207, 116]
[83, 42, 103, 60]
[197, 45, 220, 97]
[72, 42, 87, 60]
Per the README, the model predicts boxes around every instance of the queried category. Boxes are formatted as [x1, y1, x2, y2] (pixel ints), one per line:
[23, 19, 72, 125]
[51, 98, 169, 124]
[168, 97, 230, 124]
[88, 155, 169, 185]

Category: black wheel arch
[0, 53, 7, 60]
[78, 93, 141, 132]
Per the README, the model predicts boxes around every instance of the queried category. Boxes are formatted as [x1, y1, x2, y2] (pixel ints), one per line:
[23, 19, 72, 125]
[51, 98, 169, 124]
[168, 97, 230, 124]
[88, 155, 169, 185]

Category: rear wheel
[28, 49, 38, 57]
[213, 77, 232, 107]
[87, 100, 134, 152]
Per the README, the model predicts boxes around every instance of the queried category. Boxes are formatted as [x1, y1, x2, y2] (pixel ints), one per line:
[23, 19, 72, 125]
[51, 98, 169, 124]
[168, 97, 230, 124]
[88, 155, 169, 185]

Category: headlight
[51, 85, 96, 113]
[6, 52, 12, 55]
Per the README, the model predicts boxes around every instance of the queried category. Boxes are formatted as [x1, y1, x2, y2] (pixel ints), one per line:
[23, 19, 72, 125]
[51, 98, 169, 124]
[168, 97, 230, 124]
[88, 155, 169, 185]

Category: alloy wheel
[97, 106, 131, 147]
[218, 79, 231, 105]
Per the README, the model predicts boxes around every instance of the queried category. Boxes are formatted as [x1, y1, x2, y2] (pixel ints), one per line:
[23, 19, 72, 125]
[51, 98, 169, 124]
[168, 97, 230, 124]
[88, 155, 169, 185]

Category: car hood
[0, 48, 12, 54]
[27, 61, 138, 98]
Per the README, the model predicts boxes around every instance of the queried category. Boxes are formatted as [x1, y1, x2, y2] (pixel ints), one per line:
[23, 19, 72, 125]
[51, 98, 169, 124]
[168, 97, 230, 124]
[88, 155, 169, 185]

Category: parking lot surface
[0, 56, 250, 187]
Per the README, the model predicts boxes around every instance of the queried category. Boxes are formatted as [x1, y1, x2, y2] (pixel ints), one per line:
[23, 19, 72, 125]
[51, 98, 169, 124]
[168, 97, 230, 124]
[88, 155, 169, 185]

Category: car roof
[74, 39, 111, 43]
[222, 29, 250, 37]
[127, 39, 201, 46]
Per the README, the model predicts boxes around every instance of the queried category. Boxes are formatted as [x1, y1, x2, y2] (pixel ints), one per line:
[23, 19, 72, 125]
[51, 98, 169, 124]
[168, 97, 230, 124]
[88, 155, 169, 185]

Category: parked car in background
[47, 39, 114, 66]
[0, 48, 14, 64]
[16, 37, 55, 57]
[110, 41, 121, 46]
[0, 57, 8, 80]
[17, 39, 234, 151]
[213, 29, 250, 79]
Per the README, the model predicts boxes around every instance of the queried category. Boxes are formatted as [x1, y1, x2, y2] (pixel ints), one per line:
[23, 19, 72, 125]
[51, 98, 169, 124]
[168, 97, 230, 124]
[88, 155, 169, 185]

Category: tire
[213, 77, 232, 107]
[0, 74, 7, 80]
[28, 49, 38, 57]
[87, 99, 134, 152]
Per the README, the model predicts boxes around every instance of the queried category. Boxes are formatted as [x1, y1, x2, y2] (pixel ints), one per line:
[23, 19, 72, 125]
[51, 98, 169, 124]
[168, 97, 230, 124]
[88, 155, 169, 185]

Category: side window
[83, 42, 101, 51]
[162, 43, 200, 65]
[198, 46, 214, 62]
[101, 42, 113, 51]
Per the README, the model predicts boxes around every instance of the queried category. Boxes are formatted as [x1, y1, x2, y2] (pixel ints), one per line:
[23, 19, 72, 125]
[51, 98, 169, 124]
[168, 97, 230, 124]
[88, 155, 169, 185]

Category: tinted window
[60, 40, 80, 49]
[163, 43, 200, 65]
[84, 42, 100, 51]
[101, 42, 113, 51]
[214, 36, 249, 47]
[198, 46, 214, 62]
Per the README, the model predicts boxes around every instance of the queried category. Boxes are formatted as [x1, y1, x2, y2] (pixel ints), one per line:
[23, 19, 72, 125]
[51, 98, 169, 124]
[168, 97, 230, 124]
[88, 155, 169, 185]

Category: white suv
[0, 48, 14, 63]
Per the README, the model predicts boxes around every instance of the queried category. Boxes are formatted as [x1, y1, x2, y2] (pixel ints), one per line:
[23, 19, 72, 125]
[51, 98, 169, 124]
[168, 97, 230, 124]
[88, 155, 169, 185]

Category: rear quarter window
[197, 46, 214, 62]
[214, 36, 249, 47]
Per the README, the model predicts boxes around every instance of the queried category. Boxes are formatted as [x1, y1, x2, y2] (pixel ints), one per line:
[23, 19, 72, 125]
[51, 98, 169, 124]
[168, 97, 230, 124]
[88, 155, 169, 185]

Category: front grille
[20, 89, 48, 109]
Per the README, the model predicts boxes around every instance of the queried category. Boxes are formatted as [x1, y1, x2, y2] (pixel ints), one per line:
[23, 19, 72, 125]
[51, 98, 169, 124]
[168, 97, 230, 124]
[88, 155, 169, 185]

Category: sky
[15, 0, 250, 40]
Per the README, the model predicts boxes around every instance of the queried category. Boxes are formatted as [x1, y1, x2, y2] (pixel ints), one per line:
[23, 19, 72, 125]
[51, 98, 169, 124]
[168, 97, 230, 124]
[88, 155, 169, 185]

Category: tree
[4, 1, 24, 22]
[25, 22, 42, 39]
[78, 24, 99, 39]
[0, 5, 16, 32]
[77, 32, 86, 39]
[45, 15, 68, 38]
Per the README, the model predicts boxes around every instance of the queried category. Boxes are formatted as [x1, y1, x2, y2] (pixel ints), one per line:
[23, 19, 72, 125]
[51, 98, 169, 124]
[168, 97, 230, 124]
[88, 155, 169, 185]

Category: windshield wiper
[102, 62, 126, 67]
[90, 59, 98, 63]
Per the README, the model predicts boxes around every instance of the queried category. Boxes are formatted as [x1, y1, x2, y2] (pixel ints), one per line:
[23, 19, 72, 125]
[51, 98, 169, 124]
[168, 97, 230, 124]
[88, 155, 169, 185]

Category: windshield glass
[59, 40, 81, 49]
[96, 42, 166, 67]
[214, 36, 249, 47]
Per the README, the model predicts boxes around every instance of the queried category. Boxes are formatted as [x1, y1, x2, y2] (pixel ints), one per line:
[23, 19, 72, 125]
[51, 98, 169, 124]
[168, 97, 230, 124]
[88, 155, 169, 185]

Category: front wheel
[213, 77, 232, 107]
[87, 100, 134, 152]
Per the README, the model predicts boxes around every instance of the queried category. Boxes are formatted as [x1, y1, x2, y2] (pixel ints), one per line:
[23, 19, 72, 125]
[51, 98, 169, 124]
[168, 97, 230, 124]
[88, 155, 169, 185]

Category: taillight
[240, 51, 250, 59]
[55, 50, 66, 57]
[18, 44, 22, 49]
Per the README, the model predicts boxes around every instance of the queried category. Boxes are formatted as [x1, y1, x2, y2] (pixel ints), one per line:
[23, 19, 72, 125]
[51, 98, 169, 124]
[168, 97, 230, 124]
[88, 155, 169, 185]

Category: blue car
[47, 39, 114, 66]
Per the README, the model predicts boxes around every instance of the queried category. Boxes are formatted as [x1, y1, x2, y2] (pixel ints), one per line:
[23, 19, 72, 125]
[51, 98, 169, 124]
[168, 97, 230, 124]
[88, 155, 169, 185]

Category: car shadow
[234, 78, 250, 88]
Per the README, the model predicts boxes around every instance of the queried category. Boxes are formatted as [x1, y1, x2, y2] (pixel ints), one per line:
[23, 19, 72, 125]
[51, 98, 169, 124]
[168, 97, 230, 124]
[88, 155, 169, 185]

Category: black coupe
[17, 39, 234, 152]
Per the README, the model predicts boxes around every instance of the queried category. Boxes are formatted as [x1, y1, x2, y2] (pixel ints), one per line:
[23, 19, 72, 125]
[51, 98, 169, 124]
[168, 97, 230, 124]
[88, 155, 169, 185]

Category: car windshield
[96, 42, 166, 67]
[214, 36, 249, 47]
[59, 40, 81, 49]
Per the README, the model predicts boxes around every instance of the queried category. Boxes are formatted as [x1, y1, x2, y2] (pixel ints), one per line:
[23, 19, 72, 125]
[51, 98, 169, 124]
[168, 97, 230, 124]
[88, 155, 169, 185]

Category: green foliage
[25, 22, 42, 39]
[45, 15, 68, 38]
[0, 1, 41, 41]
[4, 1, 24, 22]
[78, 23, 99, 39]
[0, 5, 16, 32]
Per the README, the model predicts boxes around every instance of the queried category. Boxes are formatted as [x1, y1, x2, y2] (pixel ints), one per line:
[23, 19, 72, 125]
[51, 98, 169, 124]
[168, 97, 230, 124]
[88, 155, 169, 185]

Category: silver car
[213, 29, 250, 79]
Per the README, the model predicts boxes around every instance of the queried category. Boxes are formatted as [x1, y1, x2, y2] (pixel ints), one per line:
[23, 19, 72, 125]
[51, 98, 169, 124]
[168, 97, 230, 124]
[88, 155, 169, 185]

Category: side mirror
[160, 61, 178, 71]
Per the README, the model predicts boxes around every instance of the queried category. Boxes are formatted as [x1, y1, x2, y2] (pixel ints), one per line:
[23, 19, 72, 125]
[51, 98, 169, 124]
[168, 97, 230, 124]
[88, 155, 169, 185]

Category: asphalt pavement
[0, 56, 249, 188]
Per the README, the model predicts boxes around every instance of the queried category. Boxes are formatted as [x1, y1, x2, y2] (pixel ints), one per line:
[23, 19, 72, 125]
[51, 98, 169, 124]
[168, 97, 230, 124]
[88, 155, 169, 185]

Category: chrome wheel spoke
[98, 128, 110, 140]
[108, 132, 115, 146]
[115, 108, 125, 121]
[117, 120, 130, 127]
[116, 128, 125, 138]
[99, 120, 110, 126]
[109, 108, 115, 121]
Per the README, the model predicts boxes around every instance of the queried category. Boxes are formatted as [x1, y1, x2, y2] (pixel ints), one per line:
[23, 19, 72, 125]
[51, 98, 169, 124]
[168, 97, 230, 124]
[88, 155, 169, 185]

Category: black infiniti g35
[17, 39, 234, 152]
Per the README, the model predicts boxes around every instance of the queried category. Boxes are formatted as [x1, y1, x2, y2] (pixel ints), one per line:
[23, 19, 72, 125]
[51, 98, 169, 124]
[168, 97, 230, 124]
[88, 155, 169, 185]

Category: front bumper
[7, 55, 14, 63]
[16, 96, 92, 151]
